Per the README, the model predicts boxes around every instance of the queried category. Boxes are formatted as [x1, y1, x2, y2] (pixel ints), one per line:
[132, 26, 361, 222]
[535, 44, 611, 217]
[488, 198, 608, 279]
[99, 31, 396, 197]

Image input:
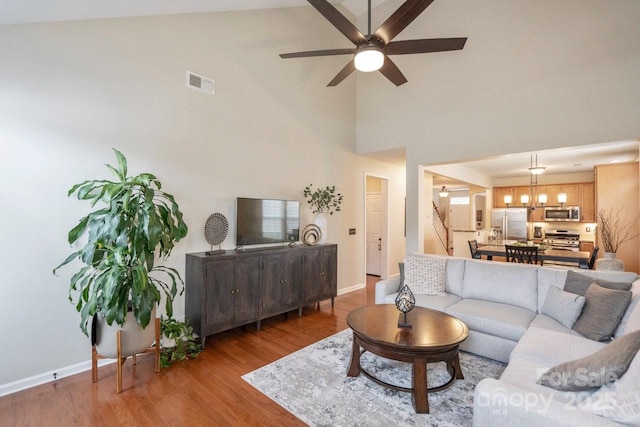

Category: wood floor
[0, 276, 379, 427]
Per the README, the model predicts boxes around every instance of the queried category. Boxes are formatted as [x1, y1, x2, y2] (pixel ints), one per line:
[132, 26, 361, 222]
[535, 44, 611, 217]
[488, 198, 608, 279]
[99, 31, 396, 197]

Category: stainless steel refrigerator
[490, 208, 528, 241]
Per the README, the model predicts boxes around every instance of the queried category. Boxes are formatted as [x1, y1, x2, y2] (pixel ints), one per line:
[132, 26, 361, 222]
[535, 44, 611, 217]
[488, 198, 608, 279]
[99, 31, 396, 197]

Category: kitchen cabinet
[493, 187, 516, 208]
[530, 206, 544, 222]
[186, 244, 337, 345]
[579, 241, 595, 254]
[595, 162, 639, 273]
[580, 182, 595, 222]
[544, 184, 579, 206]
[493, 182, 594, 222]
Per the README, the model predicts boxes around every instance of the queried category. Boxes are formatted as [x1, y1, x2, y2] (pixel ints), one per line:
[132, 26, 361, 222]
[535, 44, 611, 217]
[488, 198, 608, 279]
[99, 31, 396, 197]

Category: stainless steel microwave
[544, 206, 580, 222]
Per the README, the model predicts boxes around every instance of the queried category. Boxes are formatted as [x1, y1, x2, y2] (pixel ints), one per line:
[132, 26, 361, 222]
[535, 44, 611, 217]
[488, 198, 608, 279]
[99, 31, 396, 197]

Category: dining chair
[505, 245, 538, 264]
[468, 240, 481, 259]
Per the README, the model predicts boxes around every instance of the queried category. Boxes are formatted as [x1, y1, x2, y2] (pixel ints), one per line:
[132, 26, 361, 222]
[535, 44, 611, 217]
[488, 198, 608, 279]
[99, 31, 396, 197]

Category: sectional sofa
[375, 253, 640, 426]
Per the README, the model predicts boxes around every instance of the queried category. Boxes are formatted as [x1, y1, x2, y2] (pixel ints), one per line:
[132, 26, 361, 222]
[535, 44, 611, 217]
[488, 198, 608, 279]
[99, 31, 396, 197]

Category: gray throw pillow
[572, 283, 632, 341]
[537, 330, 640, 391]
[564, 270, 632, 296]
[541, 285, 585, 329]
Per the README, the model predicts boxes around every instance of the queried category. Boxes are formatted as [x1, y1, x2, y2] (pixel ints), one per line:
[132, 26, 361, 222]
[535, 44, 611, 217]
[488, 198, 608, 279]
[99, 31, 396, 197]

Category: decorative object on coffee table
[395, 284, 416, 328]
[204, 212, 228, 255]
[301, 224, 322, 246]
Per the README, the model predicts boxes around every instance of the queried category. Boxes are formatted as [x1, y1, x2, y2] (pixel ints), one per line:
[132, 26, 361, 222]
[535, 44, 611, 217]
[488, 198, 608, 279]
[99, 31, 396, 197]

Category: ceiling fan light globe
[354, 48, 384, 72]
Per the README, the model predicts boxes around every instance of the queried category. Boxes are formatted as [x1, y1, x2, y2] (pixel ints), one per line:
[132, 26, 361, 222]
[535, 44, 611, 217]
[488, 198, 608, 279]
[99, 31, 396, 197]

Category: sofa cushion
[615, 280, 640, 338]
[565, 270, 633, 295]
[462, 259, 538, 312]
[529, 314, 584, 337]
[584, 347, 640, 424]
[537, 330, 640, 391]
[382, 292, 461, 313]
[444, 257, 465, 297]
[404, 254, 446, 295]
[510, 327, 605, 368]
[573, 283, 632, 341]
[537, 267, 571, 313]
[499, 358, 598, 406]
[541, 285, 585, 329]
[445, 299, 535, 342]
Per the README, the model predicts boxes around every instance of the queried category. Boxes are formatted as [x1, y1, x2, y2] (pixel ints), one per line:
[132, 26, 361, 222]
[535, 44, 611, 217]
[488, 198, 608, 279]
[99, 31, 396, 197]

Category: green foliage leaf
[303, 184, 343, 215]
[54, 149, 187, 336]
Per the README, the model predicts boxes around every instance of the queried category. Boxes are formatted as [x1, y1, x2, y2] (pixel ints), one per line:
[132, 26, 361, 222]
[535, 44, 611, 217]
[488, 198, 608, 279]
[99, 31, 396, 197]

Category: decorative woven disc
[204, 213, 228, 246]
[301, 224, 322, 246]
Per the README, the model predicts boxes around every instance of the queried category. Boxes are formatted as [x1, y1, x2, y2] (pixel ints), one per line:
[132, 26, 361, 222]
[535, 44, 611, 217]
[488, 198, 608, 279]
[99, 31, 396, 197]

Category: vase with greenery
[303, 184, 343, 244]
[160, 317, 202, 368]
[54, 149, 188, 335]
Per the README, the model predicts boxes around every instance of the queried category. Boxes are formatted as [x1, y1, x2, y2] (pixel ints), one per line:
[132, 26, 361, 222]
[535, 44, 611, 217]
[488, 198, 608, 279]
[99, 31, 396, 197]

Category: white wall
[0, 8, 406, 388]
[356, 0, 640, 252]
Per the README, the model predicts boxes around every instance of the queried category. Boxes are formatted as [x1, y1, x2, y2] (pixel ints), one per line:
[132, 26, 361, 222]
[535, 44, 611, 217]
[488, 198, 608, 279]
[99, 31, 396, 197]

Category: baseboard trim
[337, 282, 365, 295]
[0, 358, 115, 397]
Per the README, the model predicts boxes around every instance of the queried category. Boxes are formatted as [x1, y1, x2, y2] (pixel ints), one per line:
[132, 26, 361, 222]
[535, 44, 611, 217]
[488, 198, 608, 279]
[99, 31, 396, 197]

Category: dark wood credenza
[186, 244, 337, 345]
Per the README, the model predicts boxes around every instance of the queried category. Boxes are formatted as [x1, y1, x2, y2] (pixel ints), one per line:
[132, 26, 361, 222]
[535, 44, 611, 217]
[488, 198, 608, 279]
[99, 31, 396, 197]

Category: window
[450, 196, 469, 205]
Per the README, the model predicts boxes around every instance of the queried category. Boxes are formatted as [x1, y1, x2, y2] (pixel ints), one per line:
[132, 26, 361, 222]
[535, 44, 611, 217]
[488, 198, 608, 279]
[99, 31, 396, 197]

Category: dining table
[476, 244, 591, 268]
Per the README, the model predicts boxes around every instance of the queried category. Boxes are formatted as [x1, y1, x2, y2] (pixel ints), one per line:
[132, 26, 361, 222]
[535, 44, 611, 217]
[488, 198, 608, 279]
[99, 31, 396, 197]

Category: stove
[542, 229, 581, 251]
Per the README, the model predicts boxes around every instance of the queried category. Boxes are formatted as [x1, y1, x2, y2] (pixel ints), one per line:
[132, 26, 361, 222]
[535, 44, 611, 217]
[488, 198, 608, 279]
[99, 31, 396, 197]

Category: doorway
[365, 174, 389, 279]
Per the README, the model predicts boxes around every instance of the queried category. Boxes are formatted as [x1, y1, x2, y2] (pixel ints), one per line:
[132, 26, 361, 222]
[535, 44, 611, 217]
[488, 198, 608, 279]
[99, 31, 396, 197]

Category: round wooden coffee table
[346, 304, 469, 414]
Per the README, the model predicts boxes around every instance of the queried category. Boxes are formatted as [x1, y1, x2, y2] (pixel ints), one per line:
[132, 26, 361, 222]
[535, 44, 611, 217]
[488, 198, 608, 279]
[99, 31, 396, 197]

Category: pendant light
[438, 186, 449, 198]
[353, 1, 384, 72]
[521, 154, 547, 208]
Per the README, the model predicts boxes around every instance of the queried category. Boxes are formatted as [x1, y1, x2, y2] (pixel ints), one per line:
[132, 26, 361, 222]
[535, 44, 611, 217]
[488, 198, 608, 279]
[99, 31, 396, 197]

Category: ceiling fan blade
[327, 60, 356, 87]
[374, 0, 436, 44]
[385, 38, 467, 55]
[379, 56, 408, 86]
[307, 0, 367, 45]
[280, 48, 356, 59]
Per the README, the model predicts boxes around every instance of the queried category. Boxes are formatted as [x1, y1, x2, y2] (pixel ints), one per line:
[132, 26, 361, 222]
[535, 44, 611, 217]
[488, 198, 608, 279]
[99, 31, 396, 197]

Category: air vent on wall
[186, 70, 215, 95]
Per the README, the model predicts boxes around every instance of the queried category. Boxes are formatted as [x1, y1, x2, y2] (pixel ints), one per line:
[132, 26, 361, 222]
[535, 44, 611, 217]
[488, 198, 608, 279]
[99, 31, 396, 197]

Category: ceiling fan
[280, 0, 467, 87]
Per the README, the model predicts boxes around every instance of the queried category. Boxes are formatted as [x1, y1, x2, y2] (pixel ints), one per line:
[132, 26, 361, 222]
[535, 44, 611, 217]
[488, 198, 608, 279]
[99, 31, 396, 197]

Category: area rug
[242, 329, 506, 427]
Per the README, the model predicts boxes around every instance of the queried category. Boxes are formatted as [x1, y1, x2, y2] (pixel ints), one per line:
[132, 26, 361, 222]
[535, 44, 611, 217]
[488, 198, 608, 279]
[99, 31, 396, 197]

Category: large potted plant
[303, 184, 343, 244]
[54, 149, 188, 336]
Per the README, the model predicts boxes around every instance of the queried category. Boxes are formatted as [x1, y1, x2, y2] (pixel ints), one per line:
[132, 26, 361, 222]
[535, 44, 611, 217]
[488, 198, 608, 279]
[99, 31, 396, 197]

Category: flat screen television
[236, 198, 300, 246]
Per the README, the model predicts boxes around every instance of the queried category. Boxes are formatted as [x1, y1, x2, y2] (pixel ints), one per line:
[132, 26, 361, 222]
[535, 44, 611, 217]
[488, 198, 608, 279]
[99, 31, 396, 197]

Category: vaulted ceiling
[0, 0, 387, 25]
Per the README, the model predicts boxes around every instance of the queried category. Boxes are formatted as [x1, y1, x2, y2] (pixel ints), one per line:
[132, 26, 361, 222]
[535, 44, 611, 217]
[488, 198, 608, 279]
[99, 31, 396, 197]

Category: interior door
[366, 193, 382, 276]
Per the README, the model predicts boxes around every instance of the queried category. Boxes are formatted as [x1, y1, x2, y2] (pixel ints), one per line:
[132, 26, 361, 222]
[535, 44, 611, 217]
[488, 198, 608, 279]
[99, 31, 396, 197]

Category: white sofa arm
[473, 379, 619, 427]
[374, 274, 401, 304]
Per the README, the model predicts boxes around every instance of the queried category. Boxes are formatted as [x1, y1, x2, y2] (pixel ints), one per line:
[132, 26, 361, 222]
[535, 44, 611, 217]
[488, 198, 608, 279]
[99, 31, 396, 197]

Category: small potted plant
[160, 317, 202, 368]
[303, 184, 343, 244]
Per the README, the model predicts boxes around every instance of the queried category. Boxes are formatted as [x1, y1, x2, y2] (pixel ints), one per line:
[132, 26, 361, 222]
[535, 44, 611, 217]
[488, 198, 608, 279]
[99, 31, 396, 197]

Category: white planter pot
[313, 213, 327, 244]
[95, 306, 157, 358]
[161, 334, 177, 349]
